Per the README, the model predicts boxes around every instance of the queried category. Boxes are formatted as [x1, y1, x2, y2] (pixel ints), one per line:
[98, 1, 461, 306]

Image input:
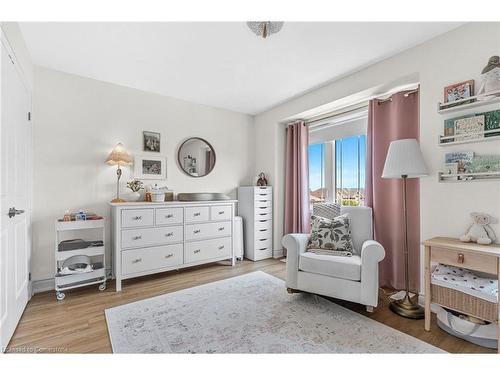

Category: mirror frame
[177, 137, 217, 178]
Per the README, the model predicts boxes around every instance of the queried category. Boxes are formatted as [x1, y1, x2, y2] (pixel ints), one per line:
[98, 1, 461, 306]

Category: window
[308, 117, 367, 207]
[335, 134, 366, 206]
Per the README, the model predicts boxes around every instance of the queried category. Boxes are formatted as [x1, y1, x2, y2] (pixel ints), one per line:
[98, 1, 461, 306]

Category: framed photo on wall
[134, 155, 166, 180]
[143, 131, 161, 152]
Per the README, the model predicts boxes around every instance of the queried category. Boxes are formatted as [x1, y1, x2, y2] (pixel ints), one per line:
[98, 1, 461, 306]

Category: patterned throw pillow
[312, 203, 341, 221]
[307, 214, 354, 256]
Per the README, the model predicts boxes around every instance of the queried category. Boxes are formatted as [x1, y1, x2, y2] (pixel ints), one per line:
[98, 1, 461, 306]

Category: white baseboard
[32, 278, 55, 294]
[273, 248, 284, 258]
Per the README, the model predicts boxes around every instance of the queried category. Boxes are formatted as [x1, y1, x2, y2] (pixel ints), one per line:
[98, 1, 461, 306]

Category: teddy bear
[460, 212, 497, 245]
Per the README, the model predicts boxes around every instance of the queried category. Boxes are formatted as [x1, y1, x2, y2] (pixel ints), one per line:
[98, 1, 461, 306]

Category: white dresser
[237, 186, 273, 261]
[110, 200, 237, 291]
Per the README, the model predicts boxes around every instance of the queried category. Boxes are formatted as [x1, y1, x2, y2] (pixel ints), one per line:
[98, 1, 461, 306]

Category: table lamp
[106, 142, 132, 203]
[382, 138, 428, 319]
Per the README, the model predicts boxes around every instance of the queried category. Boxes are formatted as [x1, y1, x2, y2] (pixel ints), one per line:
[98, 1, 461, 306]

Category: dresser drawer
[255, 219, 272, 231]
[210, 205, 232, 221]
[155, 207, 184, 226]
[255, 226, 272, 239]
[121, 209, 154, 228]
[121, 225, 184, 249]
[255, 211, 272, 221]
[255, 190, 272, 201]
[121, 244, 183, 275]
[185, 221, 231, 241]
[255, 205, 272, 215]
[185, 206, 210, 223]
[184, 237, 231, 264]
[254, 244, 273, 260]
[431, 247, 498, 274]
[254, 237, 272, 249]
[254, 199, 272, 209]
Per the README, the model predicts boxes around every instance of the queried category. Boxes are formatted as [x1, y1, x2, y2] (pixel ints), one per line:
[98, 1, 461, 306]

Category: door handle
[8, 207, 25, 218]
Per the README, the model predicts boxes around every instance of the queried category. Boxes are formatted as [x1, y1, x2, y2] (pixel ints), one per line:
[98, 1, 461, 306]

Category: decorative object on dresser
[55, 218, 106, 301]
[382, 138, 428, 319]
[237, 186, 273, 261]
[177, 137, 216, 177]
[134, 155, 166, 180]
[143, 131, 160, 152]
[423, 237, 500, 353]
[124, 179, 144, 202]
[105, 143, 132, 203]
[110, 200, 237, 291]
[256, 172, 268, 186]
[460, 212, 497, 245]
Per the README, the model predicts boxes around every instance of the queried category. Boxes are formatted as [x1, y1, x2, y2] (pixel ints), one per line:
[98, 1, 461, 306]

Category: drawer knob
[194, 249, 201, 254]
[165, 253, 173, 258]
[132, 216, 142, 220]
[132, 235, 142, 240]
[165, 232, 173, 237]
[194, 212, 201, 217]
[218, 211, 225, 215]
[193, 229, 201, 234]
[457, 253, 465, 263]
[166, 214, 173, 218]
[218, 245, 225, 250]
[218, 227, 225, 231]
[132, 258, 142, 263]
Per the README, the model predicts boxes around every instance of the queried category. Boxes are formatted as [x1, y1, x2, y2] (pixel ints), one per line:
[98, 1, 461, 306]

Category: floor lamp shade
[382, 139, 428, 179]
[106, 143, 132, 203]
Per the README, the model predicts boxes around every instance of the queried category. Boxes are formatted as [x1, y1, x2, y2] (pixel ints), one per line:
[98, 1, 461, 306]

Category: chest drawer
[255, 237, 272, 249]
[122, 244, 183, 275]
[184, 237, 231, 264]
[431, 247, 498, 274]
[255, 199, 272, 209]
[255, 219, 272, 231]
[121, 225, 184, 249]
[155, 207, 184, 226]
[185, 206, 210, 223]
[210, 205, 232, 221]
[121, 209, 154, 228]
[185, 221, 231, 241]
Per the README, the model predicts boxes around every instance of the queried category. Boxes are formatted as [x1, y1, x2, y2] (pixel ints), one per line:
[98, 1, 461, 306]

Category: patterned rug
[105, 271, 444, 353]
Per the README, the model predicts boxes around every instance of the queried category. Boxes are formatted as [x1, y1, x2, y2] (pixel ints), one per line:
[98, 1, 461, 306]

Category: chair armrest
[360, 240, 385, 306]
[361, 240, 385, 264]
[282, 234, 310, 289]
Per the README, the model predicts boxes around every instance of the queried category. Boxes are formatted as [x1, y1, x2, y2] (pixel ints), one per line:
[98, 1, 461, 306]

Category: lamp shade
[105, 142, 132, 166]
[382, 139, 428, 179]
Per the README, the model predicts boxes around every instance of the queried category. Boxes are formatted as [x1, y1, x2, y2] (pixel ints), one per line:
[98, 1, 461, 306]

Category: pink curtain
[284, 121, 310, 239]
[366, 90, 420, 292]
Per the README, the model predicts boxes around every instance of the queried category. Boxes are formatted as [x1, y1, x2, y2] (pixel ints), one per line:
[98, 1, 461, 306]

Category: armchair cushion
[299, 252, 361, 281]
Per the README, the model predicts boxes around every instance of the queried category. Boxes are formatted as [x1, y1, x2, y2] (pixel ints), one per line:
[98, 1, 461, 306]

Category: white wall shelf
[439, 171, 500, 183]
[438, 129, 500, 146]
[438, 90, 500, 114]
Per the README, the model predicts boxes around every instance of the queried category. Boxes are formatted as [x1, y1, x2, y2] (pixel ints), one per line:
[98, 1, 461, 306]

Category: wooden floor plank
[6, 259, 494, 354]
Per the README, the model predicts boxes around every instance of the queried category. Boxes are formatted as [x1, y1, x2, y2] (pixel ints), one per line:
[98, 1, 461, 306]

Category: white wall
[32, 67, 255, 282]
[255, 23, 500, 286]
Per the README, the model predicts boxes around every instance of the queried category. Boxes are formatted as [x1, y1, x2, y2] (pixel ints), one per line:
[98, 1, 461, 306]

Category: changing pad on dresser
[432, 263, 499, 303]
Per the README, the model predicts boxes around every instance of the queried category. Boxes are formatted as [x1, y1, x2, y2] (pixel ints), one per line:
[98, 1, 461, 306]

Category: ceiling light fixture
[247, 22, 284, 39]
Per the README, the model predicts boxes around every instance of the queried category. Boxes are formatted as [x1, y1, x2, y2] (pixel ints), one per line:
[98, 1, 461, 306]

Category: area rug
[105, 271, 444, 353]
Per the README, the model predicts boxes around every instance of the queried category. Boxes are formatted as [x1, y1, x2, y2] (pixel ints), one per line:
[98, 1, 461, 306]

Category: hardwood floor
[6, 259, 494, 354]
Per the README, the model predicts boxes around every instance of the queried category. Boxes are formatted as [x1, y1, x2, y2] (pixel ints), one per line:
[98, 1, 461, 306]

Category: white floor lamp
[382, 138, 428, 319]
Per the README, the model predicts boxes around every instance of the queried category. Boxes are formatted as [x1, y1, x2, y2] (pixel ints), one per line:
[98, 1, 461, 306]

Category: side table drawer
[431, 247, 498, 274]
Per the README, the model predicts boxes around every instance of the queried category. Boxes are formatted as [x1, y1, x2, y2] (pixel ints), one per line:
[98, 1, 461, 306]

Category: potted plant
[124, 179, 144, 201]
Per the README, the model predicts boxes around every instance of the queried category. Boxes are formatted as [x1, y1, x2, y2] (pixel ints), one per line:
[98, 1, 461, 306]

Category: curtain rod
[377, 88, 419, 104]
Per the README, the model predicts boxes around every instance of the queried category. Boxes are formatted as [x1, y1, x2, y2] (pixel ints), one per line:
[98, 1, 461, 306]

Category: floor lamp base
[389, 294, 424, 319]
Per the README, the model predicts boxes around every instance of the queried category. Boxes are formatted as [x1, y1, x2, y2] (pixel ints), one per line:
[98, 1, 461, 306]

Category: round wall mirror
[177, 137, 216, 177]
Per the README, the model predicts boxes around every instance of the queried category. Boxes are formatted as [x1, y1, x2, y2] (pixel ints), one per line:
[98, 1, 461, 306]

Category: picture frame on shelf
[134, 155, 166, 180]
[143, 131, 161, 152]
[443, 80, 474, 106]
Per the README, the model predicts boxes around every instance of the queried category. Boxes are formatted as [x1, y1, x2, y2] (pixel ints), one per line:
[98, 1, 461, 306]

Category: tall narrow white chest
[237, 186, 273, 261]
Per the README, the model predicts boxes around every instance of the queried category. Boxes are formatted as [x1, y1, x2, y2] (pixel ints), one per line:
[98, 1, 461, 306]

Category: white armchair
[282, 206, 385, 312]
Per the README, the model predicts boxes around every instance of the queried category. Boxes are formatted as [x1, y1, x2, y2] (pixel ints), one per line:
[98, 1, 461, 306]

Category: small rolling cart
[55, 218, 107, 301]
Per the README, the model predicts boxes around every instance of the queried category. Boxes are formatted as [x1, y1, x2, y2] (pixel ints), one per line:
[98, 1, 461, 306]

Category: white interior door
[0, 37, 32, 351]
